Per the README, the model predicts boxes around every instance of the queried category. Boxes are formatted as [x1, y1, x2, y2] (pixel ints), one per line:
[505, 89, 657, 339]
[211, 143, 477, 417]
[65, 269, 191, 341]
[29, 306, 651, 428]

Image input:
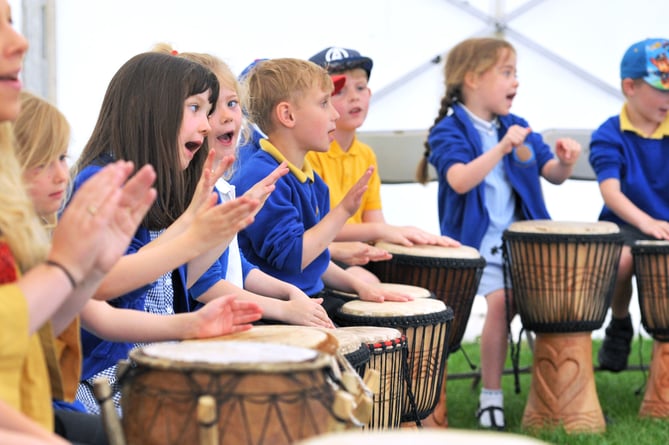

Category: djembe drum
[338, 326, 407, 429]
[503, 220, 622, 433]
[632, 240, 669, 417]
[366, 242, 484, 353]
[119, 340, 366, 445]
[335, 298, 453, 424]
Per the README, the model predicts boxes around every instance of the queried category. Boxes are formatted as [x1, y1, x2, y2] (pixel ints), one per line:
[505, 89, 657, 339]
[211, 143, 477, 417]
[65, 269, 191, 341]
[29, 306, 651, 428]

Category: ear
[274, 101, 296, 128]
[464, 71, 478, 90]
[621, 78, 636, 97]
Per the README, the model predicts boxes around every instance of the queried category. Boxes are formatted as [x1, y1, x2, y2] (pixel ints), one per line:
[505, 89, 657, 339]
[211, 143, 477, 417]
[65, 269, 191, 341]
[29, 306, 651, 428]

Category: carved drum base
[640, 341, 669, 418]
[523, 332, 605, 433]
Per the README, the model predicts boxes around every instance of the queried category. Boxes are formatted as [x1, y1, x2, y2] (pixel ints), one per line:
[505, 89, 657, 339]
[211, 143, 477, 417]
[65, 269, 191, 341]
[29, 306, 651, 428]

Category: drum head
[329, 329, 364, 355]
[130, 340, 329, 372]
[337, 326, 403, 344]
[340, 298, 447, 317]
[506, 220, 619, 234]
[293, 429, 550, 444]
[202, 325, 339, 355]
[375, 241, 481, 259]
[377, 283, 432, 298]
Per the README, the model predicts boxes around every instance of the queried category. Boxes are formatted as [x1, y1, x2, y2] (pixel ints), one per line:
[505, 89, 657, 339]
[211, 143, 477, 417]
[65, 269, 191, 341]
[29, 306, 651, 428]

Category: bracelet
[45, 259, 78, 289]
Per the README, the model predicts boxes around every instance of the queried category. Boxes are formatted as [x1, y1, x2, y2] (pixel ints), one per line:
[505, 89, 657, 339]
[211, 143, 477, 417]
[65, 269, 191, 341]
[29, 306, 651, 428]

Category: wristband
[45, 259, 78, 289]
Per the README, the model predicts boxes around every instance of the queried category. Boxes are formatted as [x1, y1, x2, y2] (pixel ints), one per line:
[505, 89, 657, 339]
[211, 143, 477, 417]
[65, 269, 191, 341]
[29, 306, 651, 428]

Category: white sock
[478, 388, 504, 428]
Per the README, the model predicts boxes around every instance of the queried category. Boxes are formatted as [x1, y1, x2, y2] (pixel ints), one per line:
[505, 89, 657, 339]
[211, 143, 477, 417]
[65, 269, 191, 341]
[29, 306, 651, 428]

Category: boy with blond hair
[232, 58, 410, 317]
[590, 38, 669, 372]
[307, 47, 459, 280]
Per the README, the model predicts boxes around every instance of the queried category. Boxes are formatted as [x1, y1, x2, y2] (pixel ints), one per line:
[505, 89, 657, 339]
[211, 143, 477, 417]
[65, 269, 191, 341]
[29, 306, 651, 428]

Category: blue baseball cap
[309, 47, 373, 80]
[238, 58, 268, 81]
[620, 38, 669, 91]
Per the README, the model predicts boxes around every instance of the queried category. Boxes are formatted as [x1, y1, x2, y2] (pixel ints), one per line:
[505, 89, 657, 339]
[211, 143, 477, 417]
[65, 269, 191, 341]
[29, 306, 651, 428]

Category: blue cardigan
[428, 104, 553, 249]
[73, 161, 198, 380]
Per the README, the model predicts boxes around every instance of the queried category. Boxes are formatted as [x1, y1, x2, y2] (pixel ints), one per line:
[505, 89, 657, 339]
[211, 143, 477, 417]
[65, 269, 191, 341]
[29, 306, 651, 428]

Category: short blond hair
[242, 58, 333, 134]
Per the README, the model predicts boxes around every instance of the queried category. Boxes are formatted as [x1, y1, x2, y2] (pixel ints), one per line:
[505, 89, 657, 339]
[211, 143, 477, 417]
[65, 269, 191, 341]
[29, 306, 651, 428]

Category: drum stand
[639, 341, 669, 418]
[523, 332, 606, 433]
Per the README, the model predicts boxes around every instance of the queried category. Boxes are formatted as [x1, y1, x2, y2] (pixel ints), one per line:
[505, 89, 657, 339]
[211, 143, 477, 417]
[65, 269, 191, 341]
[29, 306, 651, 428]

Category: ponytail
[415, 89, 458, 184]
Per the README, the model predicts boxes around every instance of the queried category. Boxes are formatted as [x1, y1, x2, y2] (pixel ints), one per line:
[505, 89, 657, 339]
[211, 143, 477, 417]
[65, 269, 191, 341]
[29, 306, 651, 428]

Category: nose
[200, 115, 211, 135]
[331, 104, 340, 121]
[5, 24, 28, 59]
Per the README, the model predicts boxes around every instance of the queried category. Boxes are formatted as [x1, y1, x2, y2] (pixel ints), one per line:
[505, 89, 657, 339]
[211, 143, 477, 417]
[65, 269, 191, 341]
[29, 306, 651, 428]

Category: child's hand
[555, 137, 581, 166]
[501, 125, 531, 154]
[284, 297, 335, 328]
[639, 218, 669, 241]
[381, 225, 462, 248]
[329, 241, 392, 266]
[357, 282, 412, 303]
[187, 150, 234, 219]
[188, 195, 260, 252]
[339, 166, 373, 217]
[243, 161, 289, 215]
[189, 294, 262, 338]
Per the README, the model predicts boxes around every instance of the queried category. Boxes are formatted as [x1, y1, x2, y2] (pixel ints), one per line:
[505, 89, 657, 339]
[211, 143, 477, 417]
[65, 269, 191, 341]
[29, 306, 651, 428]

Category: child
[590, 38, 669, 372]
[308, 47, 460, 282]
[418, 37, 581, 429]
[232, 58, 411, 317]
[71, 51, 265, 413]
[157, 45, 334, 328]
[0, 0, 157, 439]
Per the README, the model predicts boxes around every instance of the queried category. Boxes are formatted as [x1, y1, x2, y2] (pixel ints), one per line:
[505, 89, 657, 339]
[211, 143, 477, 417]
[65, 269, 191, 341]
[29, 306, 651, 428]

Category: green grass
[443, 335, 669, 444]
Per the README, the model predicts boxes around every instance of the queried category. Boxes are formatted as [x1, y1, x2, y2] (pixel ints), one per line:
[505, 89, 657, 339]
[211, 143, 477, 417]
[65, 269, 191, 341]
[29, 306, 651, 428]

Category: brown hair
[242, 58, 333, 135]
[416, 37, 515, 184]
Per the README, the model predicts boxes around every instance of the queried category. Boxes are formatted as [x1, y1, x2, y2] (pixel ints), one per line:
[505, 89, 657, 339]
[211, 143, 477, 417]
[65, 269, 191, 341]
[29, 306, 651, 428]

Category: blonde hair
[242, 58, 333, 135]
[0, 121, 50, 271]
[15, 91, 71, 228]
[416, 37, 515, 184]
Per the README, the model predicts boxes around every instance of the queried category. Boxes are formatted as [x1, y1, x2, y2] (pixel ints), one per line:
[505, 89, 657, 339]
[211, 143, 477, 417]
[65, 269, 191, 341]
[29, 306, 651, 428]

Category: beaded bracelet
[45, 260, 78, 289]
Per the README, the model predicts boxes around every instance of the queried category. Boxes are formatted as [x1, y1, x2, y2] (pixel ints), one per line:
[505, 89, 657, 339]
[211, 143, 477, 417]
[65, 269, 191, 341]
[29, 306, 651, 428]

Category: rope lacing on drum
[501, 238, 523, 395]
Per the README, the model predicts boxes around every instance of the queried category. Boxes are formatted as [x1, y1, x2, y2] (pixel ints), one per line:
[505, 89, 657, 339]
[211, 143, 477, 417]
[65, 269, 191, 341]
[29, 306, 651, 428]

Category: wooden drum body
[120, 340, 356, 445]
[335, 299, 453, 423]
[632, 241, 669, 418]
[503, 220, 623, 433]
[366, 242, 484, 353]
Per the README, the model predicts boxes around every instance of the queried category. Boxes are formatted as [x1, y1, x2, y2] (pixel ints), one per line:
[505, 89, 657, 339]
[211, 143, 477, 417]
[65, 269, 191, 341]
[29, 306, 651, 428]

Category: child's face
[207, 82, 242, 162]
[475, 50, 518, 120]
[178, 91, 212, 170]
[627, 80, 669, 126]
[331, 68, 371, 132]
[0, 0, 28, 122]
[22, 153, 69, 217]
[292, 83, 340, 152]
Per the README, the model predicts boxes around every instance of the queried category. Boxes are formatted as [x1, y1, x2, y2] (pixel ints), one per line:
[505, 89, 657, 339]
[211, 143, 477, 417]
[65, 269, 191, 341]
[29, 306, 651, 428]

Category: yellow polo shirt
[306, 137, 382, 224]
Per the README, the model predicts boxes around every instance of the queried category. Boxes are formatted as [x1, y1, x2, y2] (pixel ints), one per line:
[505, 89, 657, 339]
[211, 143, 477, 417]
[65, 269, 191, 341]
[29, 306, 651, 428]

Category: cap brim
[331, 75, 346, 95]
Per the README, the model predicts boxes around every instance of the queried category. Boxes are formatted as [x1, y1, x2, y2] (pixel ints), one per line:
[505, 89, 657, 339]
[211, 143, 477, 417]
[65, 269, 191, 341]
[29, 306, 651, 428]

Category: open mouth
[217, 131, 235, 144]
[185, 141, 202, 153]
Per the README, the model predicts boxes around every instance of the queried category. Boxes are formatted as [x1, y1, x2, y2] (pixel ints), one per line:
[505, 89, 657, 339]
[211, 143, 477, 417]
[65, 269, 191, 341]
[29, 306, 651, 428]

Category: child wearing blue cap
[590, 38, 669, 372]
[308, 47, 459, 283]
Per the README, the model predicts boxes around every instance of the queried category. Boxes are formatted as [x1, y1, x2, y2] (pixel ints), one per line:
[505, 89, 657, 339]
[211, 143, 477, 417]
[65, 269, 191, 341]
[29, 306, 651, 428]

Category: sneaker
[476, 404, 505, 430]
[598, 315, 633, 372]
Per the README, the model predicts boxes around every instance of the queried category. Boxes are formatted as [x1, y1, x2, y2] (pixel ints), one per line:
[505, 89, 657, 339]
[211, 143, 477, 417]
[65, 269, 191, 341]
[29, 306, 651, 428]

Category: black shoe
[598, 315, 633, 372]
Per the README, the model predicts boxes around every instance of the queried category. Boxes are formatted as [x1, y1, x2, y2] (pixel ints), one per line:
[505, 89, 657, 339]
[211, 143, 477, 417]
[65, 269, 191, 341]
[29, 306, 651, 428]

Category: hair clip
[171, 50, 179, 56]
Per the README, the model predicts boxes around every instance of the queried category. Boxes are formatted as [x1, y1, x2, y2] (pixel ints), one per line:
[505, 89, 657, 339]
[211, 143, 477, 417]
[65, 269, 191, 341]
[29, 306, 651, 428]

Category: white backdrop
[24, 0, 664, 161]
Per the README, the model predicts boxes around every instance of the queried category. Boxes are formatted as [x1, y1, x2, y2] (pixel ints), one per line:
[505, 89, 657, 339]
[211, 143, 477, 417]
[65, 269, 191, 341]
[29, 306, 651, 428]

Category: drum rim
[129, 341, 333, 372]
[374, 241, 483, 260]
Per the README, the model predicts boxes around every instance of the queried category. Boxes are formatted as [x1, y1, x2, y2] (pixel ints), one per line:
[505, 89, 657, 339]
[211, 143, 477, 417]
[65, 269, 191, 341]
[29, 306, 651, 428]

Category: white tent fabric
[20, 0, 660, 339]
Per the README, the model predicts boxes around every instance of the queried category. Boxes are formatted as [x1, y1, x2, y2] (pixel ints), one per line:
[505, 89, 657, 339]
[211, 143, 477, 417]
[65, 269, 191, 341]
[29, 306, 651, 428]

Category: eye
[58, 154, 68, 163]
[227, 99, 239, 109]
[189, 103, 200, 113]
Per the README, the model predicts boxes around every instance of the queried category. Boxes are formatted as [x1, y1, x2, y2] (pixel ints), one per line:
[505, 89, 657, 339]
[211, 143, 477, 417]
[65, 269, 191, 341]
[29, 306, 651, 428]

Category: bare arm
[79, 295, 262, 342]
[321, 261, 411, 303]
[0, 400, 69, 445]
[197, 279, 333, 328]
